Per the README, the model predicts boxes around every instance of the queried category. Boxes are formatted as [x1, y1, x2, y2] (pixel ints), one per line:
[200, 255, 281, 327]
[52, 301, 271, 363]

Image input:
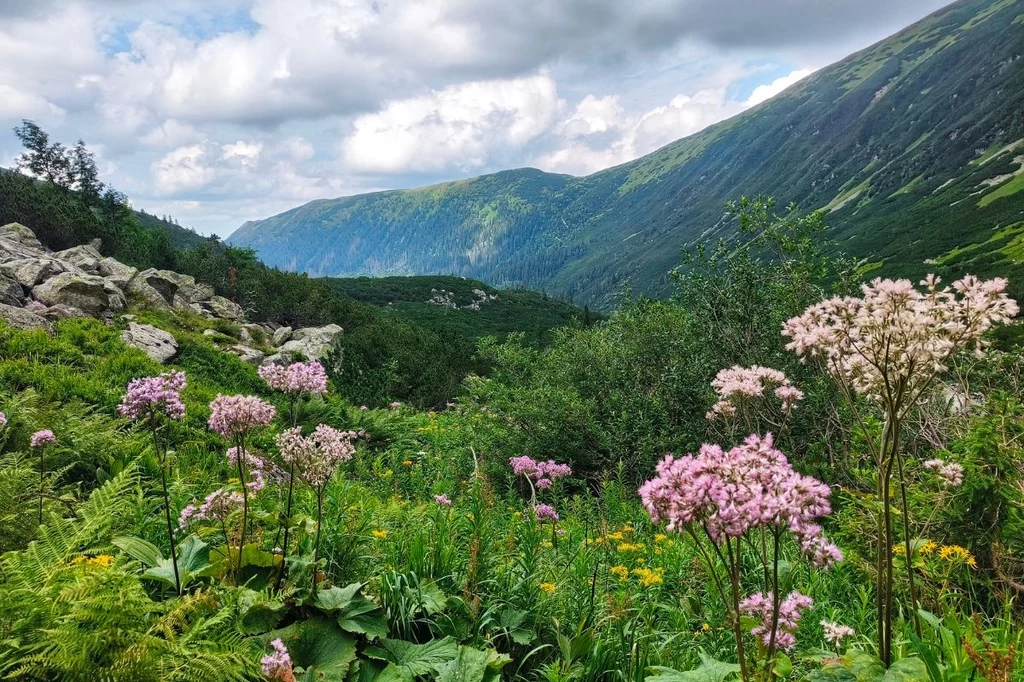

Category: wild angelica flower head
[208, 394, 276, 438]
[118, 372, 187, 421]
[30, 429, 56, 448]
[639, 433, 841, 567]
[707, 365, 804, 420]
[261, 638, 295, 681]
[179, 488, 243, 529]
[434, 494, 452, 507]
[534, 503, 559, 522]
[226, 446, 285, 493]
[923, 458, 964, 487]
[275, 424, 355, 488]
[258, 361, 328, 396]
[739, 591, 813, 650]
[0, 412, 7, 427]
[509, 455, 572, 489]
[783, 275, 1018, 402]
[821, 620, 855, 646]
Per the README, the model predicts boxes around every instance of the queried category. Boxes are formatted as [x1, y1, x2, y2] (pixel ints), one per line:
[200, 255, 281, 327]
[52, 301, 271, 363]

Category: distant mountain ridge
[229, 0, 1024, 306]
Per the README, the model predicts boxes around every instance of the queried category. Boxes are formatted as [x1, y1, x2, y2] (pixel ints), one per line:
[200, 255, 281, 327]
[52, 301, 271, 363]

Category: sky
[0, 0, 953, 237]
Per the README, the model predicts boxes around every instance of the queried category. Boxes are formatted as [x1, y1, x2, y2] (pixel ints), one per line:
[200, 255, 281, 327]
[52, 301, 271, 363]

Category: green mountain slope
[229, 0, 1024, 306]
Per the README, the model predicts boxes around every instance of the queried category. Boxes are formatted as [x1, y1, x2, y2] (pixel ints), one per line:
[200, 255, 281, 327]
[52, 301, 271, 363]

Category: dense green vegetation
[0, 130, 586, 410]
[231, 0, 1024, 307]
[2, 198, 1023, 681]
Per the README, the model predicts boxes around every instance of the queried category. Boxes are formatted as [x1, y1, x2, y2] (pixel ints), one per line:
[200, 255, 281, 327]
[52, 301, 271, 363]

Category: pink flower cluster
[30, 429, 56, 448]
[638, 434, 841, 567]
[258, 361, 328, 396]
[208, 394, 276, 438]
[434, 494, 452, 507]
[178, 488, 243, 529]
[533, 503, 559, 522]
[739, 591, 813, 650]
[783, 275, 1018, 401]
[227, 446, 285, 493]
[276, 424, 356, 488]
[923, 458, 964, 487]
[707, 366, 804, 420]
[0, 412, 7, 427]
[261, 638, 294, 681]
[118, 371, 187, 421]
[509, 455, 572, 489]
[821, 620, 855, 647]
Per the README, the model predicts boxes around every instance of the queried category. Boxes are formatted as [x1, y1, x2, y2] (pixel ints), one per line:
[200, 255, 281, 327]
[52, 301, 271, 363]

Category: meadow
[1, 199, 1023, 682]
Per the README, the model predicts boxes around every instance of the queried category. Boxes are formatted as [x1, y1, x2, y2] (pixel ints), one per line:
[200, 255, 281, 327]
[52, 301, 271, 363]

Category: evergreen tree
[71, 140, 104, 206]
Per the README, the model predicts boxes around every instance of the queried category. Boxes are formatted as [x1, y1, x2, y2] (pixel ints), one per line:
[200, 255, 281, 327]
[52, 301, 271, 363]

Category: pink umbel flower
[533, 503, 559, 522]
[118, 371, 187, 422]
[923, 458, 964, 487]
[821, 620, 855, 647]
[434, 494, 452, 507]
[261, 638, 295, 681]
[258, 361, 328, 396]
[275, 425, 355, 489]
[739, 591, 813, 650]
[0, 412, 7, 427]
[638, 433, 841, 566]
[208, 394, 276, 438]
[706, 365, 804, 421]
[178, 488, 243, 529]
[389, 401, 402, 409]
[782, 275, 1018, 402]
[30, 429, 55, 448]
[509, 456, 572, 484]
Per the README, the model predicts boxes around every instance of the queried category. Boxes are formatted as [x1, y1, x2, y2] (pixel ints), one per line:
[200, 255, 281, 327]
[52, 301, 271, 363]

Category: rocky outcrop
[98, 258, 139, 289]
[121, 322, 179, 363]
[0, 302, 53, 331]
[278, 324, 342, 361]
[53, 245, 102, 274]
[272, 326, 293, 346]
[31, 272, 126, 314]
[0, 223, 44, 251]
[202, 295, 244, 320]
[0, 272, 25, 306]
[1, 257, 67, 288]
[228, 344, 265, 365]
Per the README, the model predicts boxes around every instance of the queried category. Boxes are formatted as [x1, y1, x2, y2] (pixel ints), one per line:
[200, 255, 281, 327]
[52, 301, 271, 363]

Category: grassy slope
[230, 0, 1024, 307]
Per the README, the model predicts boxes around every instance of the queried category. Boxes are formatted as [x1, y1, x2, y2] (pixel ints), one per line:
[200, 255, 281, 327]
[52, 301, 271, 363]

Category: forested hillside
[231, 0, 1024, 307]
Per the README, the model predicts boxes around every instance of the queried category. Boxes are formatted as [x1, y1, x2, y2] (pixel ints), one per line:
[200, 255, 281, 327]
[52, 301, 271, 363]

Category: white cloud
[342, 74, 560, 173]
[151, 144, 215, 195]
[745, 68, 812, 106]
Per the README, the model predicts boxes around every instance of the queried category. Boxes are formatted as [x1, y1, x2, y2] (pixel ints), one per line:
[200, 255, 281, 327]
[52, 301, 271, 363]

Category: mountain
[229, 0, 1024, 307]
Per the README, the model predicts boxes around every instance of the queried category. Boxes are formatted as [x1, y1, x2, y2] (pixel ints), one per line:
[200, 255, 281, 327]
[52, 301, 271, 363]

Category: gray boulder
[1, 257, 67, 288]
[130, 269, 184, 307]
[98, 258, 139, 289]
[54, 245, 102, 274]
[228, 344, 265, 365]
[121, 322, 178, 363]
[0, 272, 25, 306]
[0, 223, 44, 251]
[0, 302, 53, 332]
[260, 352, 292, 367]
[203, 295, 244, 320]
[272, 326, 293, 346]
[40, 304, 89, 321]
[32, 272, 125, 315]
[279, 324, 342, 360]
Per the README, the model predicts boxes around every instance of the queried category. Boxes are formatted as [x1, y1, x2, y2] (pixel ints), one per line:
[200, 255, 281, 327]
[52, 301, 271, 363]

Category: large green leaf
[115, 534, 213, 590]
[880, 658, 929, 682]
[404, 580, 447, 616]
[435, 646, 511, 682]
[237, 588, 286, 634]
[364, 636, 459, 678]
[267, 616, 358, 682]
[314, 583, 389, 641]
[112, 535, 164, 567]
[646, 653, 741, 682]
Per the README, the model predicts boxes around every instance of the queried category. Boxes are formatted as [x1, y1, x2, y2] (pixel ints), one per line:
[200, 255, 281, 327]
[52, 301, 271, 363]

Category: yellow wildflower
[919, 540, 938, 555]
[371, 529, 388, 540]
[939, 545, 975, 566]
[541, 541, 553, 549]
[654, 533, 668, 543]
[89, 555, 114, 568]
[617, 542, 645, 553]
[892, 544, 906, 555]
[539, 582, 556, 594]
[402, 460, 414, 467]
[609, 565, 630, 581]
[631, 567, 664, 587]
